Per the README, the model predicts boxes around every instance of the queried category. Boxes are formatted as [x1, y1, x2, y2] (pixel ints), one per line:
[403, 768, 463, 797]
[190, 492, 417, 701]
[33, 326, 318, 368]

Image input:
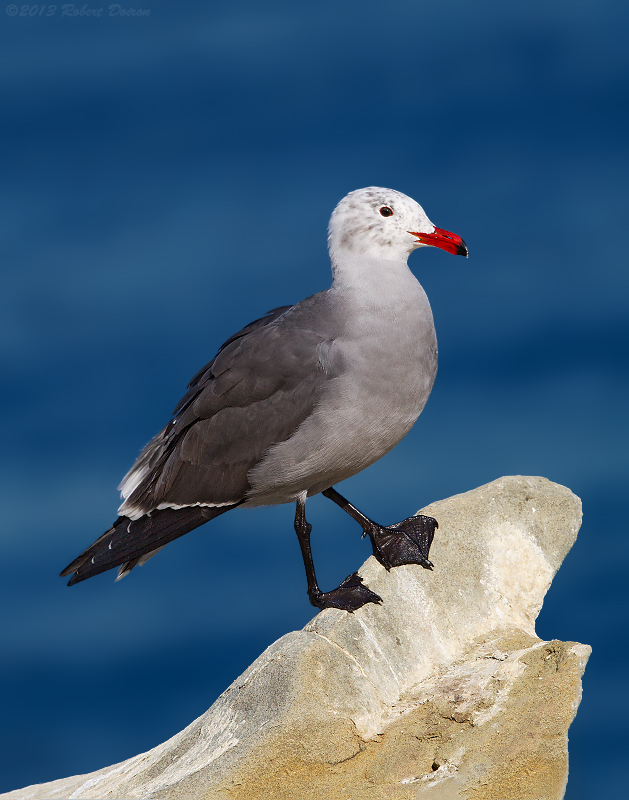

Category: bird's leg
[293, 497, 382, 612]
[322, 487, 437, 571]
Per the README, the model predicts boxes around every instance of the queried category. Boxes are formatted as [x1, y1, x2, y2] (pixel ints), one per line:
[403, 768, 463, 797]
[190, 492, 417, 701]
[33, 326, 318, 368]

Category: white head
[328, 187, 467, 267]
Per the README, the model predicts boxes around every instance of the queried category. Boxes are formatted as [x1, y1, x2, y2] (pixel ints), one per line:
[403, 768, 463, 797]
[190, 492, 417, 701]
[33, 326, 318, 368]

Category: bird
[61, 187, 468, 611]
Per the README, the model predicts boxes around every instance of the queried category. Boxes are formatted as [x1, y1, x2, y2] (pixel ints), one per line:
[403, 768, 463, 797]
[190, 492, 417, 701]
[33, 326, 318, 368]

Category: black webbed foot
[321, 488, 438, 575]
[309, 572, 382, 612]
[367, 515, 438, 571]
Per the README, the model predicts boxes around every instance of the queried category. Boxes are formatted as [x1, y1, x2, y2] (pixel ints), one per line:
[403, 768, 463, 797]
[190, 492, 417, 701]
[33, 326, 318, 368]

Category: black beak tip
[457, 240, 469, 257]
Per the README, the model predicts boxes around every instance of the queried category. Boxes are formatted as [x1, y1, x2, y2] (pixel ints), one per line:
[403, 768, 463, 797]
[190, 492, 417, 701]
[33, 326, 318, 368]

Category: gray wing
[119, 303, 332, 517]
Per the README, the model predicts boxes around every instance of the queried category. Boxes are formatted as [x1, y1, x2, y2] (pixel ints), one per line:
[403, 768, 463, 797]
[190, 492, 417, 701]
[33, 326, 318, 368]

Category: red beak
[409, 227, 468, 257]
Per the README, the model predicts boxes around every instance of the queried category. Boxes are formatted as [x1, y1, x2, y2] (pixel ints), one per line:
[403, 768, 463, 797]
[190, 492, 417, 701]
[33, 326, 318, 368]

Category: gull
[61, 187, 468, 611]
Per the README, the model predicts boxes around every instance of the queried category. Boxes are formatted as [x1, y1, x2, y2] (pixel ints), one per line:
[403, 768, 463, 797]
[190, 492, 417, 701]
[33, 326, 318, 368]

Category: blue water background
[1, 2, 627, 796]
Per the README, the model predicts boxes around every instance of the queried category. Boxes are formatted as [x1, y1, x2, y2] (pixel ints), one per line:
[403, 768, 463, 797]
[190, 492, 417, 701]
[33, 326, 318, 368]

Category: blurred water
[0, 1, 627, 796]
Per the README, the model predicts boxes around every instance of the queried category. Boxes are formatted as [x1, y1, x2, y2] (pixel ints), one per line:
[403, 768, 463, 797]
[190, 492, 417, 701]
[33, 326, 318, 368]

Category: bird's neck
[330, 252, 421, 305]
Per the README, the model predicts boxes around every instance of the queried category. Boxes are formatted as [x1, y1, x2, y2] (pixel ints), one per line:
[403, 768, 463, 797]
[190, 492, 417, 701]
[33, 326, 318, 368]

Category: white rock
[2, 476, 590, 800]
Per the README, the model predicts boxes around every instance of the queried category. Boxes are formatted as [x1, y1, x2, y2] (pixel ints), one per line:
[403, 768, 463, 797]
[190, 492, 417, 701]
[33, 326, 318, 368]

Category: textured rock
[3, 476, 590, 800]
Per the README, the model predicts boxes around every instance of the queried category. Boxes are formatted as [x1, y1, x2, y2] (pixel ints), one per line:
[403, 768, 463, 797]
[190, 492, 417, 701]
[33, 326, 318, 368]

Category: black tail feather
[61, 503, 241, 586]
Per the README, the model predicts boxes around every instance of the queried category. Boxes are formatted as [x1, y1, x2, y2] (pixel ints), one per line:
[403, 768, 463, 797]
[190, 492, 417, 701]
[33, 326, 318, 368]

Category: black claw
[309, 572, 382, 612]
[369, 514, 437, 571]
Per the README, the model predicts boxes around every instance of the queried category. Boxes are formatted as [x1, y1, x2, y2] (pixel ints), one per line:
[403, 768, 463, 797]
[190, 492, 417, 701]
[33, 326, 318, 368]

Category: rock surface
[3, 476, 590, 800]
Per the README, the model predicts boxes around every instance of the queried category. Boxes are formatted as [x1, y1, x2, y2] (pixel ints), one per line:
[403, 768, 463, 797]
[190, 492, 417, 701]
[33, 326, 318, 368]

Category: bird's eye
[379, 206, 393, 217]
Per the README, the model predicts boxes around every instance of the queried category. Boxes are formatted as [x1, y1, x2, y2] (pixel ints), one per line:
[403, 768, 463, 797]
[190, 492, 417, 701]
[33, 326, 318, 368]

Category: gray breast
[246, 278, 437, 506]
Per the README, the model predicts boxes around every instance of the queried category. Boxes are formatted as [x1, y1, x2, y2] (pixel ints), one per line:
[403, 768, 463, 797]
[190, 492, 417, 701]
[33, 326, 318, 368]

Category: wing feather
[119, 301, 333, 517]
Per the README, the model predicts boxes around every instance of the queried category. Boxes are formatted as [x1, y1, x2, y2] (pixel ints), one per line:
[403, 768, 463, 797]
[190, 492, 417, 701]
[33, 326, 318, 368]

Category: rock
[3, 476, 590, 800]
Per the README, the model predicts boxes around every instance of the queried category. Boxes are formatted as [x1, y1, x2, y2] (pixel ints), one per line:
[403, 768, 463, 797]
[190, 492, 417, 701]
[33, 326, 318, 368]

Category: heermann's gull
[61, 187, 467, 611]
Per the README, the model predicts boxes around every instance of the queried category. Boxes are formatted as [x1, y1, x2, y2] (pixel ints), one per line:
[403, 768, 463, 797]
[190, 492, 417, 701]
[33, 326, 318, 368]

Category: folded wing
[119, 303, 333, 518]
